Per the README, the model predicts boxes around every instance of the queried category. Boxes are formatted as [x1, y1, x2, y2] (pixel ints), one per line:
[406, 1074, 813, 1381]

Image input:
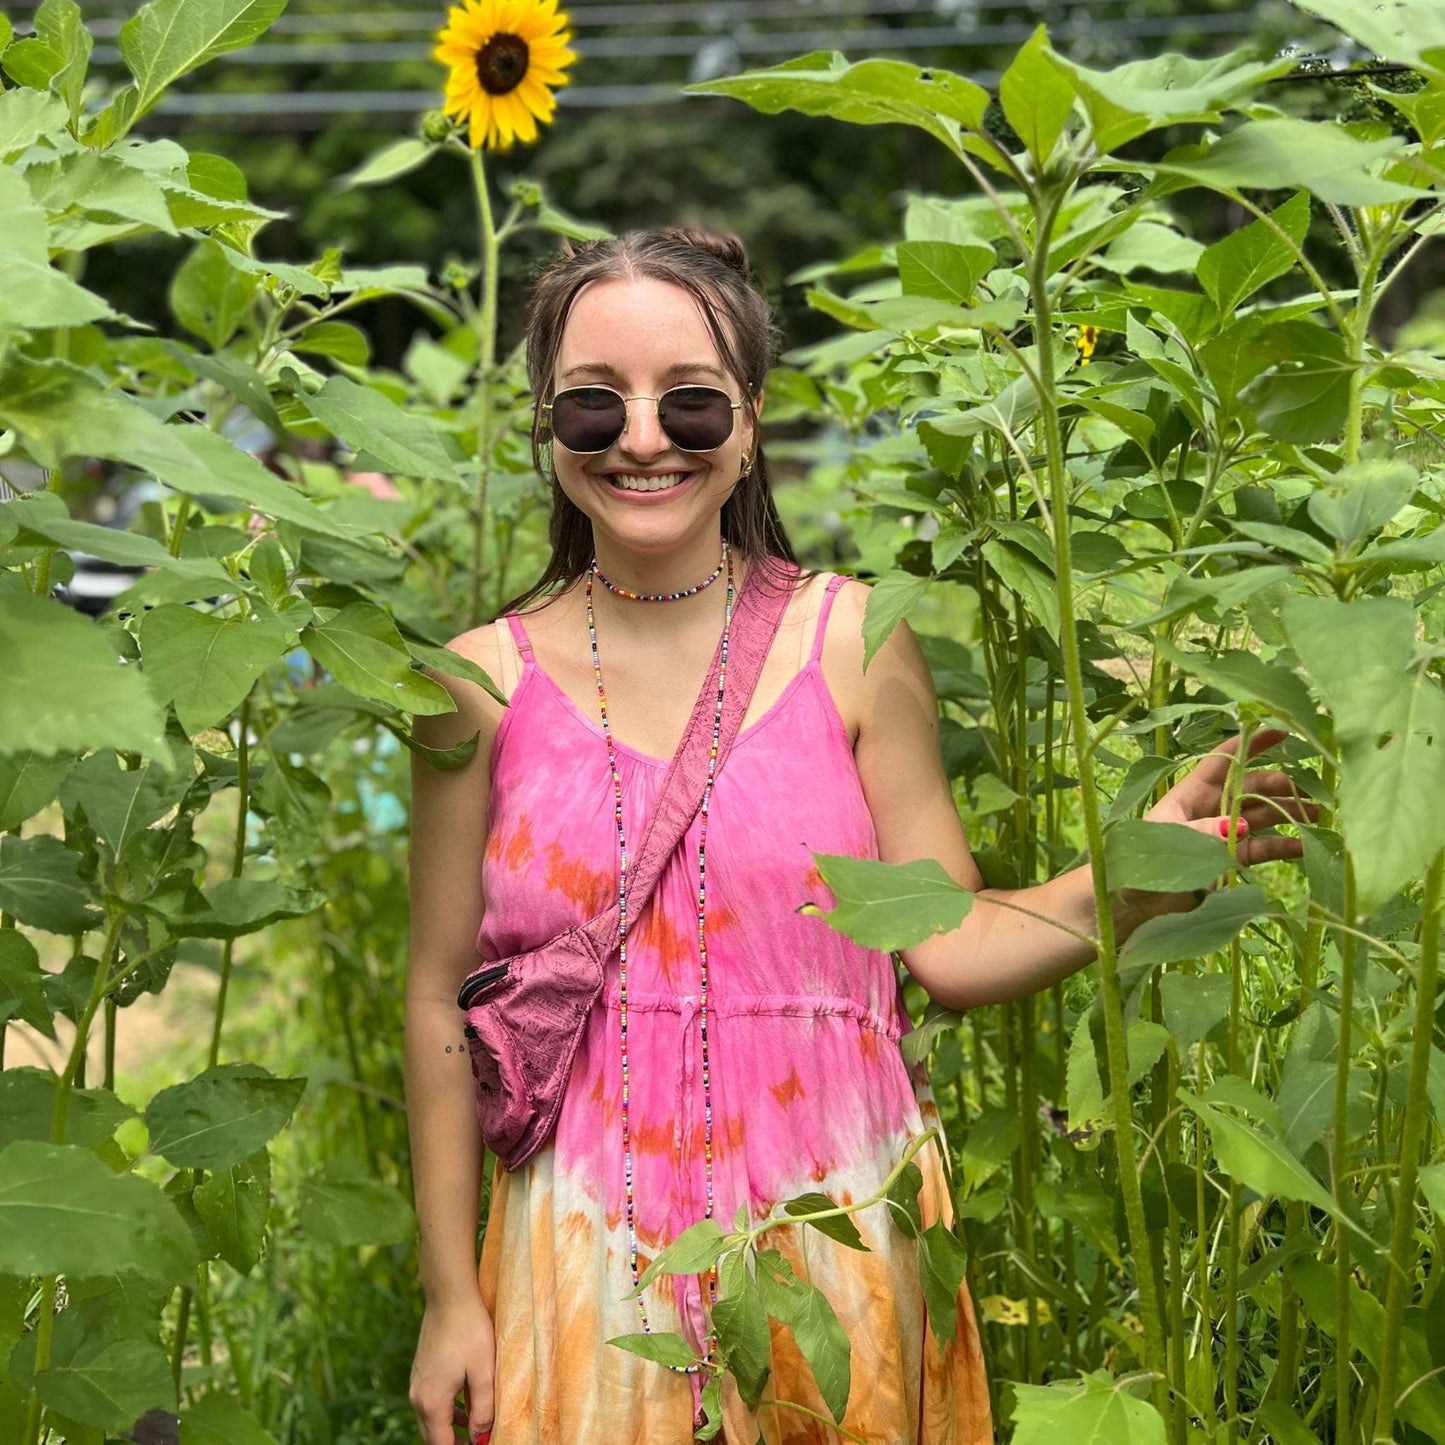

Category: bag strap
[579, 561, 796, 954]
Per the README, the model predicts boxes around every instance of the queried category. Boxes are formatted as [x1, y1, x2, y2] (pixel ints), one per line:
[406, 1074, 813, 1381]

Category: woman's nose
[618, 396, 668, 457]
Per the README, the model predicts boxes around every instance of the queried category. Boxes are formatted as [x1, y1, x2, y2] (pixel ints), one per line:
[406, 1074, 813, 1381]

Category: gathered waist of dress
[595, 987, 904, 1039]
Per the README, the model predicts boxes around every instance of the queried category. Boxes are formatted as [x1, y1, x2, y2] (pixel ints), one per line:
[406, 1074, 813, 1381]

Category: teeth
[610, 473, 686, 493]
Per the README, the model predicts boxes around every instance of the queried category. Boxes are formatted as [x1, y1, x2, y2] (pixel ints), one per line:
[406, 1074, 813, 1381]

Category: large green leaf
[1156, 641, 1324, 747]
[168, 238, 258, 349]
[14, 1293, 173, 1431]
[1306, 460, 1418, 549]
[144, 1063, 304, 1171]
[712, 1254, 771, 1408]
[1103, 819, 1235, 893]
[1011, 1371, 1167, 1445]
[181, 1391, 281, 1445]
[119, 0, 289, 122]
[58, 751, 192, 859]
[0, 1069, 136, 1150]
[1045, 49, 1288, 153]
[0, 1140, 197, 1282]
[297, 375, 466, 481]
[303, 603, 454, 715]
[1290, 0, 1445, 78]
[297, 1155, 416, 1247]
[139, 604, 287, 733]
[1118, 884, 1268, 973]
[8, 505, 229, 586]
[862, 571, 930, 668]
[0, 750, 73, 832]
[807, 853, 973, 951]
[755, 1249, 851, 1422]
[1155, 119, 1425, 206]
[689, 52, 992, 163]
[895, 241, 994, 305]
[1158, 972, 1230, 1053]
[0, 834, 99, 933]
[1246, 320, 1355, 444]
[999, 26, 1075, 169]
[782, 1192, 866, 1251]
[0, 931, 54, 1036]
[1197, 191, 1311, 316]
[1178, 1087, 1339, 1216]
[606, 1331, 699, 1369]
[0, 86, 69, 155]
[160, 877, 324, 938]
[919, 1221, 969, 1345]
[194, 1148, 271, 1273]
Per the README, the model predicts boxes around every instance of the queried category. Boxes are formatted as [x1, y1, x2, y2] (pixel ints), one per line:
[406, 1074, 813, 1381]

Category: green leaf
[1096, 221, 1205, 276]
[534, 200, 611, 242]
[407, 641, 506, 706]
[0, 834, 99, 933]
[139, 605, 287, 733]
[980, 537, 1060, 640]
[782, 1191, 867, 1250]
[9, 508, 228, 586]
[1104, 819, 1235, 893]
[959, 1107, 1021, 1193]
[168, 239, 258, 350]
[304, 603, 455, 716]
[144, 1063, 304, 1171]
[1420, 1162, 1445, 1217]
[895, 240, 994, 304]
[0, 932, 53, 1036]
[1254, 1404, 1324, 1445]
[0, 1140, 196, 1283]
[298, 1155, 415, 1247]
[1000, 26, 1076, 168]
[807, 853, 972, 951]
[1155, 119, 1425, 206]
[862, 570, 929, 669]
[1178, 1087, 1340, 1215]
[1066, 1012, 1106, 1136]
[606, 1331, 699, 1368]
[1197, 191, 1311, 316]
[1158, 972, 1230, 1052]
[1045, 48, 1286, 153]
[884, 1161, 924, 1239]
[689, 52, 992, 161]
[1156, 641, 1323, 746]
[1306, 460, 1417, 548]
[0, 1069, 137, 1150]
[291, 320, 371, 368]
[172, 345, 285, 437]
[1277, 1059, 1369, 1158]
[181, 1391, 281, 1445]
[1118, 884, 1268, 972]
[712, 1253, 771, 1407]
[0, 751, 73, 832]
[19, 1293, 172, 1430]
[1011, 1371, 1167, 1445]
[1290, 0, 1445, 79]
[335, 137, 434, 190]
[58, 751, 191, 858]
[919, 1221, 969, 1345]
[790, 1281, 852, 1422]
[1248, 320, 1355, 444]
[298, 375, 465, 481]
[162, 877, 324, 938]
[193, 1148, 270, 1273]
[0, 86, 69, 154]
[119, 0, 289, 123]
[635, 1218, 728, 1292]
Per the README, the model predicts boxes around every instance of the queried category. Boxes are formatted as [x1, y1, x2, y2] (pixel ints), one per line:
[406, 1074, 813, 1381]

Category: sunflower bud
[421, 109, 452, 143]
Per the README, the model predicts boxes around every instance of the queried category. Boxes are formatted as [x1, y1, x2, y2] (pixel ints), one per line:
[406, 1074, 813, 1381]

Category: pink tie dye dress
[475, 573, 992, 1443]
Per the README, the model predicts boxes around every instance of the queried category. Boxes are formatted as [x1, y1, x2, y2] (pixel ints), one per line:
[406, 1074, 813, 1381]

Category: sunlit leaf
[1104, 819, 1235, 892]
[1011, 1370, 1167, 1445]
[144, 1063, 304, 1171]
[1118, 884, 1267, 972]
[806, 853, 972, 951]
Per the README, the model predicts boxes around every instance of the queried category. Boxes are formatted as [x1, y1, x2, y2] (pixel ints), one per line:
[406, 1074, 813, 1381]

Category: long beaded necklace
[593, 551, 725, 603]
[585, 544, 733, 1370]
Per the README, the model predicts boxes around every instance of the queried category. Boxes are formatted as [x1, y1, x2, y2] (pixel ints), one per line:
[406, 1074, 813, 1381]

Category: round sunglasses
[541, 384, 742, 455]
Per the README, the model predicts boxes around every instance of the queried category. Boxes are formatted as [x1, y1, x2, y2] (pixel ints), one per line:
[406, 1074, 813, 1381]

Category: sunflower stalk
[469, 144, 500, 628]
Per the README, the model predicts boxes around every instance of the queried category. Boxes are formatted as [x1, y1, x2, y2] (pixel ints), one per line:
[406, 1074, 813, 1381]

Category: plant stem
[468, 146, 500, 628]
[1370, 850, 1443, 1444]
[1026, 179, 1168, 1396]
[1334, 856, 1359, 1445]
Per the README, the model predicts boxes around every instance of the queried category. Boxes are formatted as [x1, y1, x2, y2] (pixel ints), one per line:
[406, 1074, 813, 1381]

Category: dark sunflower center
[476, 33, 530, 95]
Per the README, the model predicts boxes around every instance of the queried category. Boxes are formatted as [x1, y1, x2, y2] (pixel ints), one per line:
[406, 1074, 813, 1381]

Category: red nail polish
[474, 1432, 491, 1445]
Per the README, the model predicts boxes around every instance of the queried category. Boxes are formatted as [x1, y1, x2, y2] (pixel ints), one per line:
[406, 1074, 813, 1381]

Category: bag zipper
[457, 962, 511, 1010]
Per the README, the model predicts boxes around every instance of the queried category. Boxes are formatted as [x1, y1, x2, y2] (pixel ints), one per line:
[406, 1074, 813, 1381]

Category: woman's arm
[832, 584, 1310, 1011]
[405, 627, 507, 1445]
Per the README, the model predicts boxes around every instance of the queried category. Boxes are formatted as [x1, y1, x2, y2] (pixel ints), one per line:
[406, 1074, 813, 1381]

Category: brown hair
[498, 227, 800, 615]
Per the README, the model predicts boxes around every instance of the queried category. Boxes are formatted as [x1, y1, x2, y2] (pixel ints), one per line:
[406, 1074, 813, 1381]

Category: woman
[405, 228, 1309, 1444]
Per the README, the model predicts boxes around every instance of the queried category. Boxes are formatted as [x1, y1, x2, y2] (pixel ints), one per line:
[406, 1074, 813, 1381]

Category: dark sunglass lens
[658, 387, 735, 451]
[550, 388, 625, 451]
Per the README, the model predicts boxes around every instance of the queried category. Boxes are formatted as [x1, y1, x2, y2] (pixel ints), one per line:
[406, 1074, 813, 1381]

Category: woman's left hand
[1126, 727, 1318, 918]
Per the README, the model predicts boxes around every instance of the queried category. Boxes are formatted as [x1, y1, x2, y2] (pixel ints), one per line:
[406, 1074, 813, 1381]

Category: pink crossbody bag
[456, 565, 797, 1172]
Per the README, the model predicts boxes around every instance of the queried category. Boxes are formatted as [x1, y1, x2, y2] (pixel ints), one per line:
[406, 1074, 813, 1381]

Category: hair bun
[659, 226, 751, 276]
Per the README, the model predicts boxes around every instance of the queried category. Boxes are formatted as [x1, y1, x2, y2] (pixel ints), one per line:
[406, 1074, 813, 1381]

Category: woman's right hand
[409, 1296, 496, 1445]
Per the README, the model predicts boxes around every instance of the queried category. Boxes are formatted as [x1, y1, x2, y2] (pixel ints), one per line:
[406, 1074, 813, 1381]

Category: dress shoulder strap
[809, 574, 850, 664]
[504, 612, 535, 664]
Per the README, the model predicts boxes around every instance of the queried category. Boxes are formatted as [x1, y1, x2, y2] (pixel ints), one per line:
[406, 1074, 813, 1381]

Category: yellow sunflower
[434, 0, 577, 152]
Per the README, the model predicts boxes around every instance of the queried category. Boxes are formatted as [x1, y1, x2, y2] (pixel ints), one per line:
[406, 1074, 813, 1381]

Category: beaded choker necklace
[592, 545, 727, 602]
[585, 548, 734, 1372]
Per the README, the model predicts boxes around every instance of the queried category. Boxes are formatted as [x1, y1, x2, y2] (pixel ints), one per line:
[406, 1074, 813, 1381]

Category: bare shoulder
[413, 620, 512, 753]
[819, 576, 934, 707]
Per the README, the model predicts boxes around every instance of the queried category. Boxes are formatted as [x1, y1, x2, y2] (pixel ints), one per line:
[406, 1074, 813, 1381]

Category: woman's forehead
[558, 276, 723, 363]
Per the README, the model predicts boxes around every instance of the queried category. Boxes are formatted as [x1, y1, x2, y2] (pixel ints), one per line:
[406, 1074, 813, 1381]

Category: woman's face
[548, 276, 756, 564]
